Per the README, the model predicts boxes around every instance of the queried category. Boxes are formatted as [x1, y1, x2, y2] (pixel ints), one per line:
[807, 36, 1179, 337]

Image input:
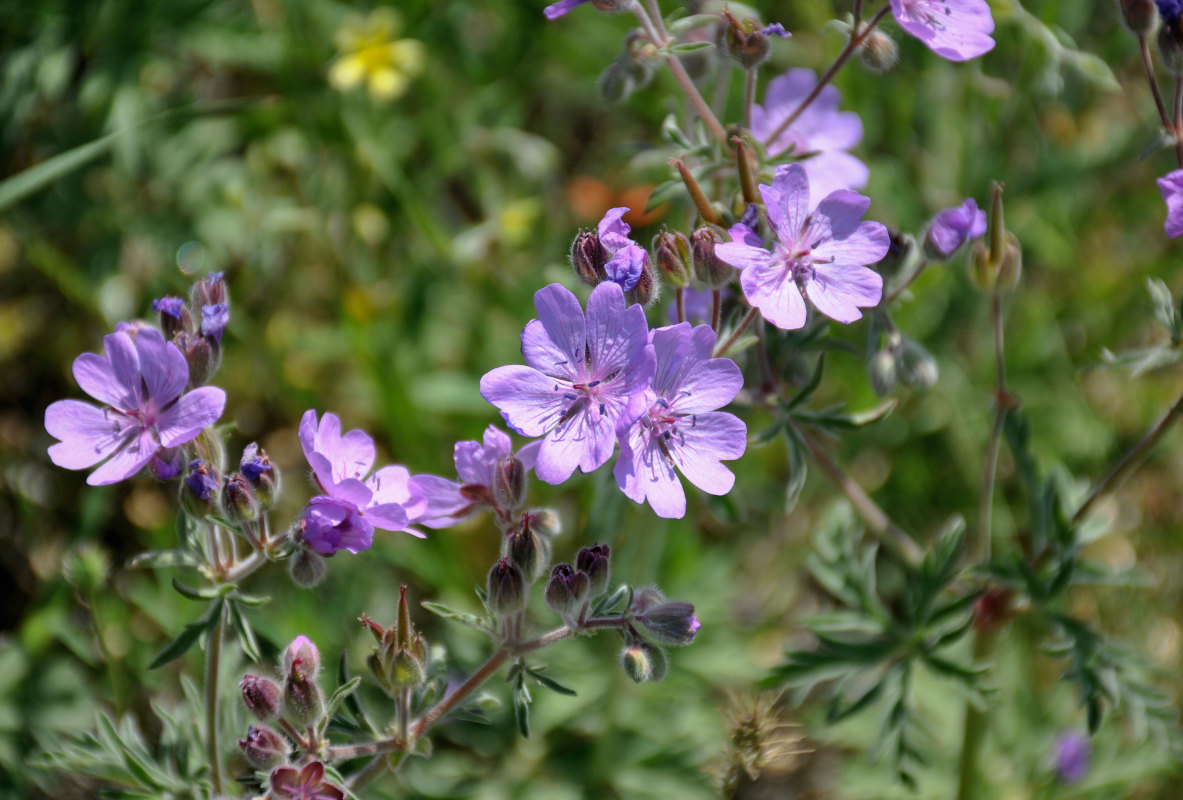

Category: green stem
[714, 306, 760, 356]
[204, 604, 226, 796]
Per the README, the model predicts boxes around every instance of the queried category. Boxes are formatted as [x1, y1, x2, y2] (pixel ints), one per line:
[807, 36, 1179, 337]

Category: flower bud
[179, 332, 219, 387]
[598, 58, 635, 104]
[240, 674, 282, 721]
[631, 587, 665, 614]
[365, 586, 428, 693]
[153, 296, 192, 339]
[504, 521, 550, 583]
[1120, 0, 1158, 35]
[522, 508, 561, 539]
[238, 724, 288, 770]
[283, 669, 324, 729]
[544, 563, 589, 617]
[969, 232, 1022, 294]
[486, 558, 526, 615]
[692, 227, 733, 288]
[868, 349, 898, 396]
[223, 472, 259, 522]
[620, 639, 668, 683]
[240, 443, 280, 510]
[570, 230, 607, 286]
[653, 229, 691, 288]
[591, 0, 629, 10]
[192, 271, 227, 307]
[575, 543, 611, 598]
[724, 18, 771, 69]
[627, 258, 659, 307]
[636, 601, 701, 646]
[182, 458, 221, 517]
[283, 635, 321, 679]
[1054, 731, 1091, 784]
[492, 454, 526, 511]
[896, 339, 939, 389]
[858, 27, 899, 73]
[288, 547, 327, 588]
[201, 302, 229, 344]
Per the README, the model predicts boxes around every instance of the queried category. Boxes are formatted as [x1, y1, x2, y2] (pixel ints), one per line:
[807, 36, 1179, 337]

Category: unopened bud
[504, 522, 550, 583]
[288, 548, 327, 588]
[599, 58, 635, 104]
[182, 458, 221, 516]
[153, 296, 192, 339]
[627, 259, 659, 307]
[858, 27, 899, 72]
[283, 635, 320, 679]
[238, 724, 287, 770]
[636, 601, 701, 646]
[486, 558, 526, 615]
[180, 332, 219, 386]
[240, 674, 282, 721]
[283, 670, 323, 728]
[692, 227, 733, 288]
[575, 543, 611, 598]
[868, 349, 898, 396]
[240, 443, 280, 510]
[492, 454, 526, 511]
[544, 563, 589, 617]
[522, 508, 561, 539]
[620, 639, 669, 683]
[896, 339, 939, 389]
[653, 229, 691, 288]
[1120, 0, 1158, 35]
[223, 473, 259, 522]
[724, 19, 771, 69]
[191, 271, 227, 308]
[631, 587, 665, 614]
[570, 230, 606, 286]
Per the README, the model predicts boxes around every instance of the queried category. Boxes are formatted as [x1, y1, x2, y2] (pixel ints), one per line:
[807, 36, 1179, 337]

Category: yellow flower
[328, 9, 424, 103]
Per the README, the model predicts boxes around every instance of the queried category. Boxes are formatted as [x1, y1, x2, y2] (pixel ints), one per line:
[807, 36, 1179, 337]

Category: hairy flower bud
[238, 724, 288, 770]
[692, 227, 733, 288]
[969, 183, 1022, 294]
[570, 230, 607, 286]
[153, 296, 192, 339]
[653, 229, 691, 288]
[283, 635, 321, 679]
[181, 458, 221, 517]
[492, 454, 526, 511]
[288, 547, 327, 588]
[636, 601, 701, 646]
[240, 443, 280, 510]
[176, 331, 220, 387]
[223, 472, 259, 522]
[486, 558, 526, 615]
[1120, 0, 1158, 34]
[620, 639, 668, 683]
[868, 349, 899, 396]
[522, 508, 562, 539]
[896, 339, 939, 389]
[575, 543, 611, 598]
[504, 521, 550, 583]
[544, 563, 590, 617]
[192, 271, 228, 308]
[241, 674, 282, 721]
[627, 259, 659, 307]
[858, 27, 899, 72]
[283, 669, 324, 729]
[724, 20, 771, 69]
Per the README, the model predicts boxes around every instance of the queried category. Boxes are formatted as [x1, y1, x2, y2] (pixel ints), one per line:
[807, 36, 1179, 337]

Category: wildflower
[614, 324, 746, 518]
[543, 0, 628, 20]
[1054, 730, 1091, 784]
[45, 328, 226, 486]
[480, 282, 655, 485]
[925, 198, 987, 259]
[751, 69, 868, 200]
[714, 163, 888, 330]
[1157, 169, 1183, 237]
[268, 761, 344, 800]
[889, 0, 995, 62]
[296, 410, 424, 554]
[328, 9, 425, 103]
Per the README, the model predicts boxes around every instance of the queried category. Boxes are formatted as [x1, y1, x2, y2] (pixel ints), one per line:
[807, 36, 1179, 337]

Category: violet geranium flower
[1158, 169, 1183, 237]
[268, 761, 345, 800]
[890, 0, 995, 62]
[614, 323, 746, 518]
[480, 282, 655, 485]
[751, 69, 868, 201]
[45, 327, 226, 485]
[714, 163, 889, 330]
[297, 410, 424, 554]
[410, 426, 540, 528]
[926, 198, 987, 258]
[597, 207, 650, 293]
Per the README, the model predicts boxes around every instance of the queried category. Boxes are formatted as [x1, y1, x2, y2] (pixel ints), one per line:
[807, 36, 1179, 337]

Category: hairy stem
[743, 69, 756, 131]
[676, 288, 686, 324]
[204, 604, 226, 795]
[762, 6, 890, 148]
[711, 289, 722, 332]
[978, 294, 1008, 562]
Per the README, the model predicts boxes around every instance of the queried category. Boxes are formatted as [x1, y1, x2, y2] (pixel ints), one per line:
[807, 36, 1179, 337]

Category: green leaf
[590, 584, 632, 617]
[147, 598, 224, 670]
[324, 677, 363, 721]
[420, 601, 492, 634]
[227, 600, 262, 664]
[526, 666, 577, 697]
[170, 578, 223, 601]
[783, 425, 808, 514]
[660, 114, 692, 150]
[669, 41, 714, 54]
[127, 550, 200, 570]
[784, 354, 826, 412]
[513, 683, 532, 738]
[667, 13, 720, 34]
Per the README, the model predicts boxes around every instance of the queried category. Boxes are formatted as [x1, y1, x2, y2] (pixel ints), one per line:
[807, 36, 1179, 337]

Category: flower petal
[585, 281, 654, 396]
[531, 283, 587, 376]
[86, 430, 159, 486]
[807, 264, 883, 323]
[135, 328, 189, 411]
[157, 386, 226, 447]
[614, 430, 686, 519]
[45, 400, 134, 470]
[671, 411, 747, 494]
[714, 241, 774, 272]
[763, 164, 810, 243]
[406, 474, 470, 528]
[740, 261, 807, 330]
[480, 365, 568, 438]
[72, 353, 131, 409]
[544, 0, 589, 18]
[890, 0, 995, 61]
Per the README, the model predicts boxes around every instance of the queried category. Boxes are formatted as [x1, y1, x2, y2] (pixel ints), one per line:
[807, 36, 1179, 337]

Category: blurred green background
[2, 0, 1182, 797]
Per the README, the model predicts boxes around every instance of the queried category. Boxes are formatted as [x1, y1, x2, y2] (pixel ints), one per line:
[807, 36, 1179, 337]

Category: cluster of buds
[570, 212, 657, 307]
[543, 542, 611, 624]
[486, 509, 561, 616]
[362, 585, 428, 695]
[181, 443, 279, 526]
[237, 636, 325, 771]
[620, 588, 700, 683]
[151, 271, 230, 387]
[868, 333, 939, 396]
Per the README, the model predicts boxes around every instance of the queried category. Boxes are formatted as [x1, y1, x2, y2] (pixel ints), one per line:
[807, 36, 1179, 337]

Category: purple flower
[45, 328, 226, 485]
[409, 426, 540, 528]
[761, 23, 791, 38]
[240, 442, 271, 481]
[926, 198, 987, 258]
[1157, 0, 1182, 20]
[268, 761, 344, 800]
[751, 69, 868, 201]
[480, 282, 655, 485]
[597, 207, 650, 293]
[201, 302, 229, 343]
[1158, 169, 1183, 237]
[714, 163, 888, 330]
[1054, 731, 1090, 784]
[614, 323, 746, 518]
[184, 458, 219, 500]
[297, 410, 425, 550]
[544, 0, 588, 19]
[152, 297, 185, 319]
[890, 0, 995, 62]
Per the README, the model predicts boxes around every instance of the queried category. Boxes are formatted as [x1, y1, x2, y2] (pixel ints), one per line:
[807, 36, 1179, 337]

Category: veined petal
[73, 353, 132, 409]
[806, 264, 883, 323]
[480, 365, 569, 438]
[157, 386, 226, 447]
[890, 0, 995, 62]
[763, 164, 811, 243]
[811, 220, 890, 267]
[614, 429, 686, 519]
[299, 410, 336, 491]
[103, 330, 143, 409]
[406, 474, 470, 528]
[801, 150, 869, 200]
[671, 411, 747, 494]
[535, 401, 620, 484]
[332, 477, 373, 509]
[45, 400, 135, 470]
[522, 319, 577, 381]
[714, 241, 774, 272]
[741, 261, 807, 330]
[363, 502, 411, 533]
[87, 430, 159, 486]
[515, 440, 541, 472]
[532, 283, 587, 376]
[367, 465, 417, 507]
[136, 328, 189, 410]
[584, 281, 649, 384]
